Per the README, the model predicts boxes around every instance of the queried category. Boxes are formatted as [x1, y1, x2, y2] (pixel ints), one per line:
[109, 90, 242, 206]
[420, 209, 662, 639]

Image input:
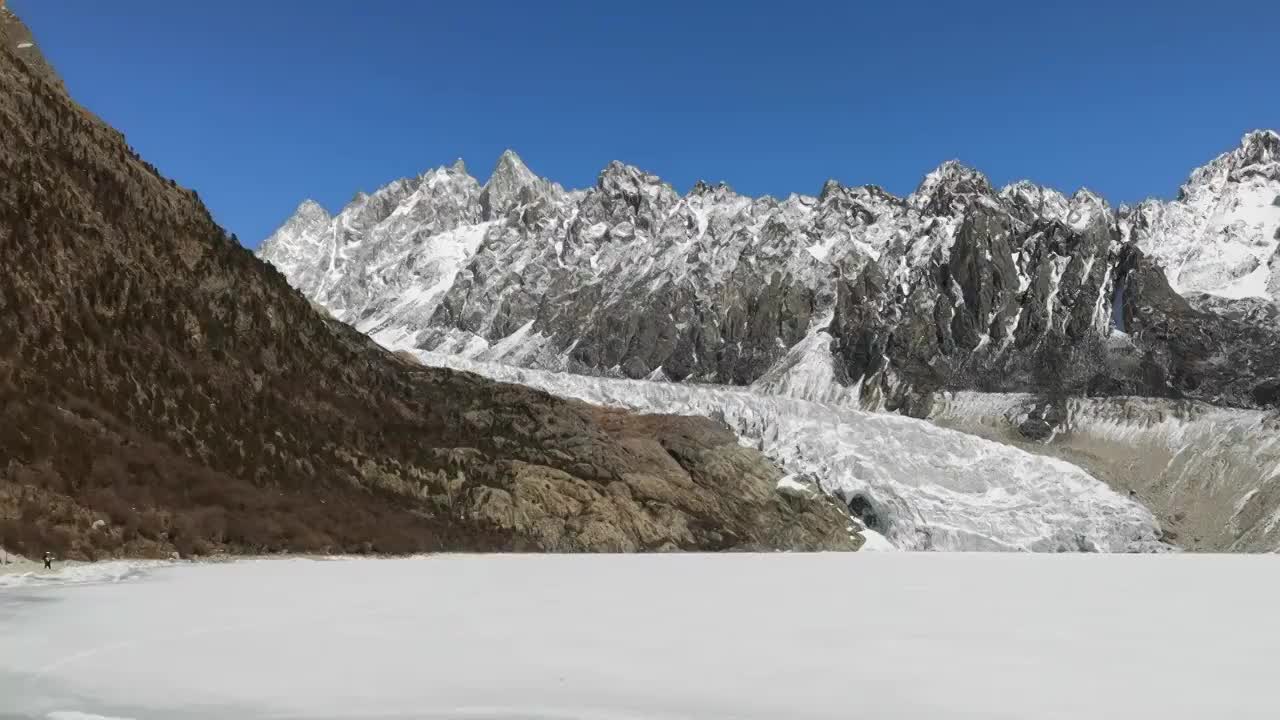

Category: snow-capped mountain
[259, 150, 906, 383]
[260, 161, 490, 348]
[259, 131, 1280, 411]
[1123, 130, 1280, 301]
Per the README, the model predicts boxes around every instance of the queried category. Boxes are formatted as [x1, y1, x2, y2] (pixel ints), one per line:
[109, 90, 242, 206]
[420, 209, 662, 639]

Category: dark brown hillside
[0, 9, 857, 558]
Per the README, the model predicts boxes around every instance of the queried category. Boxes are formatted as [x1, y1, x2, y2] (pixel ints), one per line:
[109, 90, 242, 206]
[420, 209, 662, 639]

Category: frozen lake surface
[3, 553, 1277, 719]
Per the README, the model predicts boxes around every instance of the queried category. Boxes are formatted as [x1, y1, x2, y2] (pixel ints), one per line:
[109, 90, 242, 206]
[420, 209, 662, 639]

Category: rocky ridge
[261, 132, 1280, 415]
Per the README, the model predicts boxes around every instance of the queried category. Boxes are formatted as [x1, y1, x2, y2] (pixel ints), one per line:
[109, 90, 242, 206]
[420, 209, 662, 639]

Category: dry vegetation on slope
[0, 9, 857, 559]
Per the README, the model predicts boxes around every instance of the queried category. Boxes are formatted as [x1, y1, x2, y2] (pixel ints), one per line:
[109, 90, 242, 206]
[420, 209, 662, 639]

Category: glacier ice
[931, 390, 1280, 552]
[416, 352, 1164, 552]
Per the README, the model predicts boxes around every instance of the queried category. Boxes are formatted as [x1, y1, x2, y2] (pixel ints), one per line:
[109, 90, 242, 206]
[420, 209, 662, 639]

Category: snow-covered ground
[4, 554, 1279, 719]
[0, 559, 168, 590]
[418, 352, 1164, 552]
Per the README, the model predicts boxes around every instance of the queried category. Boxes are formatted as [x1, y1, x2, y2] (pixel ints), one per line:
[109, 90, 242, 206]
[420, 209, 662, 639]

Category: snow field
[4, 554, 1279, 719]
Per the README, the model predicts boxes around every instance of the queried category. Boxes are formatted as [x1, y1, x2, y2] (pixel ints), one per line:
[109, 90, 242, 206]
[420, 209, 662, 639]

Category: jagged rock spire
[1239, 129, 1280, 165]
[480, 149, 548, 219]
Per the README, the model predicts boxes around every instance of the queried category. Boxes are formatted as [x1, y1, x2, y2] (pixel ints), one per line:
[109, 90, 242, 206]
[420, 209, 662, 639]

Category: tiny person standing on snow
[43, 551, 53, 570]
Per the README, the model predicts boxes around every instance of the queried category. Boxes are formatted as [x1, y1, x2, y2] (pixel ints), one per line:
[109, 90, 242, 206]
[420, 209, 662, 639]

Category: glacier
[930, 391, 1280, 552]
[415, 352, 1164, 552]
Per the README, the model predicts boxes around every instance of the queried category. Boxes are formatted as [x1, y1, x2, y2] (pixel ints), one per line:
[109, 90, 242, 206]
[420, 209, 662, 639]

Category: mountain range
[258, 124, 1280, 552]
[260, 130, 1280, 418]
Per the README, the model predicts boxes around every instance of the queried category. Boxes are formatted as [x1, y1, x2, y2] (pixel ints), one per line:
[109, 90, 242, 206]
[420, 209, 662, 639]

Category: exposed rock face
[830, 167, 1280, 414]
[476, 409, 861, 552]
[0, 8, 858, 559]
[263, 155, 892, 384]
[259, 121, 1280, 413]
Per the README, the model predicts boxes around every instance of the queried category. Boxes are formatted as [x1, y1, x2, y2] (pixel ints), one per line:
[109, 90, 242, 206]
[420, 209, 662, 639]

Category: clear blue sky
[13, 0, 1278, 248]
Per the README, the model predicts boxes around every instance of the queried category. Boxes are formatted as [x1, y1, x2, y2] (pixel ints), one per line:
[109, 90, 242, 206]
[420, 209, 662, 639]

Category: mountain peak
[1001, 179, 1043, 195]
[480, 149, 546, 220]
[910, 159, 993, 213]
[1180, 129, 1280, 198]
[485, 149, 538, 191]
[819, 178, 844, 201]
[999, 180, 1069, 223]
[294, 198, 330, 219]
[257, 198, 333, 263]
[596, 160, 673, 193]
[688, 179, 736, 202]
[596, 160, 648, 189]
[600, 158, 638, 175]
[493, 148, 531, 175]
[1238, 129, 1280, 165]
[1071, 187, 1108, 207]
[929, 159, 988, 184]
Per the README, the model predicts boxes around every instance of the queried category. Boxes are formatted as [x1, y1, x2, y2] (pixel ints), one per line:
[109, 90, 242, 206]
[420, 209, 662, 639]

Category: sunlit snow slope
[1124, 130, 1280, 299]
[417, 353, 1164, 552]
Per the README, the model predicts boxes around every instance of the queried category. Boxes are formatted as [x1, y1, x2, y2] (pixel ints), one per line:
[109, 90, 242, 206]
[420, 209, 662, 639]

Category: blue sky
[12, 1, 1278, 248]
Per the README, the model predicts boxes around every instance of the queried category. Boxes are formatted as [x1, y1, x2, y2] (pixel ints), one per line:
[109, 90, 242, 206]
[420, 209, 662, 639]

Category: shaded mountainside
[0, 9, 859, 560]
[260, 122, 1280, 414]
